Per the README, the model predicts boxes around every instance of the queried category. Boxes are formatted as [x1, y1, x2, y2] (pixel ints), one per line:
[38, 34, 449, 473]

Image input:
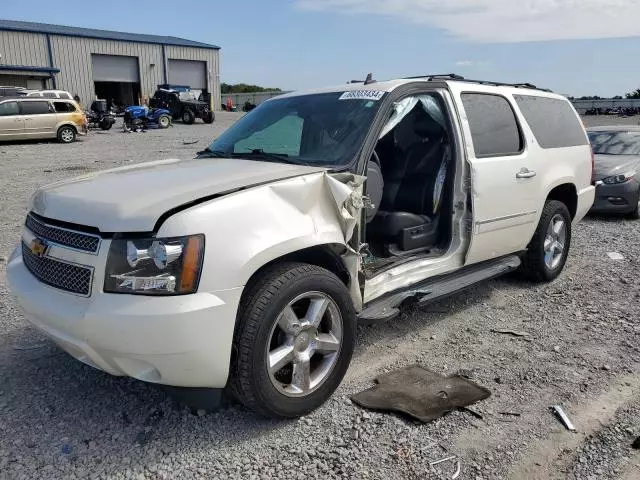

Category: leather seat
[368, 112, 449, 252]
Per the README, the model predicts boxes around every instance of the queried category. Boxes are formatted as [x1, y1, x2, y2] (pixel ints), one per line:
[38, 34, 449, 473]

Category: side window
[53, 101, 75, 113]
[514, 95, 588, 148]
[20, 101, 52, 115]
[234, 115, 303, 156]
[42, 92, 57, 98]
[0, 102, 19, 116]
[461, 93, 523, 157]
[60, 93, 73, 100]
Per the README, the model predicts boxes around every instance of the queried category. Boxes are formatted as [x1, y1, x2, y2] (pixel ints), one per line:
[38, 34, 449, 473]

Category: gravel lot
[0, 113, 639, 480]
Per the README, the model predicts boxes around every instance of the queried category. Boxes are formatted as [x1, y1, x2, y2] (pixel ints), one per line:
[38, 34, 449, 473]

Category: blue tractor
[123, 105, 172, 132]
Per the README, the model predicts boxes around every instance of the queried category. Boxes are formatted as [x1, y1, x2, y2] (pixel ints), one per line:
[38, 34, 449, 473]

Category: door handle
[516, 168, 536, 179]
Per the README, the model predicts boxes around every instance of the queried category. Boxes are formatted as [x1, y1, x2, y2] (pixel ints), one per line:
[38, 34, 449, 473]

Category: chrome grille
[21, 242, 93, 296]
[25, 214, 100, 253]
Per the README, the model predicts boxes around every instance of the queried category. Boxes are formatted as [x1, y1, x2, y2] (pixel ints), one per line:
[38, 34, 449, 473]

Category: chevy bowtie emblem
[29, 238, 48, 257]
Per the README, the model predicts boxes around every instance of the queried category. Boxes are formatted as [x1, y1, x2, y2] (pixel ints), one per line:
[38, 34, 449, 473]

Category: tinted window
[20, 101, 52, 115]
[60, 92, 73, 100]
[235, 115, 303, 156]
[461, 93, 523, 157]
[514, 95, 588, 148]
[588, 130, 640, 155]
[54, 101, 76, 113]
[0, 101, 19, 116]
[42, 92, 57, 98]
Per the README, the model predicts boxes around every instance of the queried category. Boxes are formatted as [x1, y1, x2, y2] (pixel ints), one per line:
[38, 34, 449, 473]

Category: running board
[358, 255, 521, 324]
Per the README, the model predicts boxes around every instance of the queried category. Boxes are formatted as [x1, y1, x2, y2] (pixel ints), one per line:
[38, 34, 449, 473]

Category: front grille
[22, 242, 93, 296]
[25, 214, 100, 253]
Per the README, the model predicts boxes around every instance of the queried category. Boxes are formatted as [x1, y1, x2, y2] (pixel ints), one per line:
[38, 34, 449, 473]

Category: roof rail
[403, 74, 553, 92]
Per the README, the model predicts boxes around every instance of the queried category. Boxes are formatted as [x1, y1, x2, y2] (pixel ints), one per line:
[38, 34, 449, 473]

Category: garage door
[92, 54, 139, 82]
[168, 59, 206, 89]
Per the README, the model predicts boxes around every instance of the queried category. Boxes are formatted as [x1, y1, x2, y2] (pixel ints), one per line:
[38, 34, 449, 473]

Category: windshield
[205, 91, 386, 167]
[588, 130, 640, 155]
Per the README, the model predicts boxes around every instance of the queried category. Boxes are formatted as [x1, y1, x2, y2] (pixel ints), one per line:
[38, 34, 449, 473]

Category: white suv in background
[7, 74, 594, 418]
[25, 90, 74, 100]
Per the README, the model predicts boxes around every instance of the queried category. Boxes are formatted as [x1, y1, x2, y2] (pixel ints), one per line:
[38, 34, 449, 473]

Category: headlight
[601, 173, 634, 184]
[104, 235, 204, 295]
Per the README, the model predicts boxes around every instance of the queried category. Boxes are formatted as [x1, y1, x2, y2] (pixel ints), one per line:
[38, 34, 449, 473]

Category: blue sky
[2, 0, 640, 97]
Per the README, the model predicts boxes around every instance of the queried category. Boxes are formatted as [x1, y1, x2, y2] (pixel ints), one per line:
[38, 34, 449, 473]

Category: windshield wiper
[196, 149, 228, 158]
[234, 149, 302, 165]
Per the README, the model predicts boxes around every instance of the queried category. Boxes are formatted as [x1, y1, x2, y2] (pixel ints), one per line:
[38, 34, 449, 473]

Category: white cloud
[296, 0, 640, 42]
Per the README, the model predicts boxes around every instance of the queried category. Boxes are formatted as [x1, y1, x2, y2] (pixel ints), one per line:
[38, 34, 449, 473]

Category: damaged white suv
[7, 75, 595, 418]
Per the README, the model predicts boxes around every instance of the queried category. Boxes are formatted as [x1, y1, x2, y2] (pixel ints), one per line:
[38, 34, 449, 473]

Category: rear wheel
[229, 263, 356, 418]
[99, 119, 112, 130]
[182, 109, 195, 124]
[158, 114, 171, 129]
[57, 126, 76, 143]
[520, 200, 571, 282]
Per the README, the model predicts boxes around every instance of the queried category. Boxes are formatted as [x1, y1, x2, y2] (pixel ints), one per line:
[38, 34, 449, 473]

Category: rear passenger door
[0, 101, 23, 140]
[456, 90, 541, 264]
[20, 100, 57, 137]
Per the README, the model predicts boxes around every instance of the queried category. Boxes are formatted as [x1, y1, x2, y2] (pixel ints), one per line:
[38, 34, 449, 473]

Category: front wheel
[182, 109, 195, 124]
[203, 110, 214, 124]
[57, 126, 76, 143]
[158, 114, 171, 129]
[99, 119, 113, 130]
[629, 191, 640, 219]
[230, 263, 356, 418]
[520, 200, 572, 282]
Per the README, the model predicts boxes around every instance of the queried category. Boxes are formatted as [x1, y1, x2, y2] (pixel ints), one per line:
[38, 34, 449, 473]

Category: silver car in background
[588, 126, 640, 219]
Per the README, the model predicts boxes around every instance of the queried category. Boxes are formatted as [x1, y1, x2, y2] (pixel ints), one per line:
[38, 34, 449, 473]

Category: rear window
[461, 93, 523, 157]
[53, 101, 77, 113]
[20, 101, 52, 115]
[514, 95, 587, 149]
[588, 130, 640, 155]
[0, 101, 19, 116]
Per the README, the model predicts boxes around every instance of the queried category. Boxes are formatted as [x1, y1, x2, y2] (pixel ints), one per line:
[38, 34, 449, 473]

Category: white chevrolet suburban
[7, 75, 595, 418]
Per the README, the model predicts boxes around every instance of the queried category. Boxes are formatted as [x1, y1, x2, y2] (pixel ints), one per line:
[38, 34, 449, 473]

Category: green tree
[626, 89, 640, 99]
[221, 83, 282, 94]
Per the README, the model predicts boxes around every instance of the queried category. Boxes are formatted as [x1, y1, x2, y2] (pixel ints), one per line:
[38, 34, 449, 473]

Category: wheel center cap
[294, 332, 311, 351]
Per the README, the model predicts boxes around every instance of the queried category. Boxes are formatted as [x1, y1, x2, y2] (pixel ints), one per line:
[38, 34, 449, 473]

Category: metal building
[0, 19, 220, 109]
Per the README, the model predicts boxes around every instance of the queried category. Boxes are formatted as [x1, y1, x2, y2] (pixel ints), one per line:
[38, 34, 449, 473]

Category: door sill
[358, 254, 521, 324]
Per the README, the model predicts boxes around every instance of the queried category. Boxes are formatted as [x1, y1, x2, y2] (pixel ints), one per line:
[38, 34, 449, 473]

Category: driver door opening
[363, 93, 455, 269]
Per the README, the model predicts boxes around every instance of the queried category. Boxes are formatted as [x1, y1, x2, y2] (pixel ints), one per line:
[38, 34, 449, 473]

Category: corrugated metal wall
[0, 30, 220, 108]
[0, 31, 49, 66]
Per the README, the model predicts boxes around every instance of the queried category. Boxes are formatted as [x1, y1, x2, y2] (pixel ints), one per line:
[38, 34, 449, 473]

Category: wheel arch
[545, 182, 578, 219]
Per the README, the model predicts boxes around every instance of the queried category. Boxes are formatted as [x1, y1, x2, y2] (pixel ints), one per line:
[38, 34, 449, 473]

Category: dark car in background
[149, 88, 214, 125]
[588, 126, 640, 219]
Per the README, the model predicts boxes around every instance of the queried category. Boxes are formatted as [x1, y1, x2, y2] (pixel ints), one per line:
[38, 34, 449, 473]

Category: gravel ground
[0, 113, 639, 480]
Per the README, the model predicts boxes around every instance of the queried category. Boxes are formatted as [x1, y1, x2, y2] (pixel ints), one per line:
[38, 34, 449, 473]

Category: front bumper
[590, 180, 640, 214]
[6, 246, 242, 388]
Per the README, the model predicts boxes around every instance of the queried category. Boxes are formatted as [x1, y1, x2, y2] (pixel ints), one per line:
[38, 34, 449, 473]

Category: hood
[593, 154, 640, 181]
[30, 158, 326, 232]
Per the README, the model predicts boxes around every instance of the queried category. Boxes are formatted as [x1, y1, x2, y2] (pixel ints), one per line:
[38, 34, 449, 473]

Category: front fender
[157, 172, 364, 295]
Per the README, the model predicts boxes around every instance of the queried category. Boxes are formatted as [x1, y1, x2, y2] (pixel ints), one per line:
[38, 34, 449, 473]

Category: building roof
[0, 19, 220, 50]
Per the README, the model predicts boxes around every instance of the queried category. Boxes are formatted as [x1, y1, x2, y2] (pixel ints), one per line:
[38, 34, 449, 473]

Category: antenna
[349, 73, 377, 85]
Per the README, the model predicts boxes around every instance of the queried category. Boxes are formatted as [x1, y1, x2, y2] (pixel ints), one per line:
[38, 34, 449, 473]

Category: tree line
[221, 83, 282, 94]
[570, 88, 640, 100]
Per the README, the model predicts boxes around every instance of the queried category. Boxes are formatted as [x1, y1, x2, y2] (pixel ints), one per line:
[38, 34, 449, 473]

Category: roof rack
[403, 74, 553, 92]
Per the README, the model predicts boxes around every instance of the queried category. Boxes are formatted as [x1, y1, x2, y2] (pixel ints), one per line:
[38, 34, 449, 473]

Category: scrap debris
[351, 365, 491, 423]
[550, 405, 576, 431]
[632, 437, 640, 450]
[606, 252, 624, 261]
[490, 328, 531, 338]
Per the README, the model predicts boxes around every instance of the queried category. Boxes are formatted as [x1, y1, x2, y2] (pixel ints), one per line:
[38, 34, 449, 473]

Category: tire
[203, 110, 214, 124]
[99, 119, 112, 130]
[158, 114, 171, 129]
[182, 109, 195, 124]
[229, 262, 356, 418]
[57, 126, 76, 144]
[520, 200, 572, 282]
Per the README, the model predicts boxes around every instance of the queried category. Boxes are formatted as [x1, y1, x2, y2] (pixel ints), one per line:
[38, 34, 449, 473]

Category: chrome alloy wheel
[543, 213, 567, 270]
[266, 292, 343, 397]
